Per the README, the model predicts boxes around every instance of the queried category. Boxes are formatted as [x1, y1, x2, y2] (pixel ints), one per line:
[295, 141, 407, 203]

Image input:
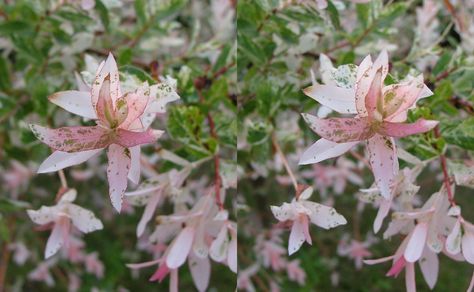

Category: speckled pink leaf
[120, 93, 149, 129]
[303, 201, 347, 229]
[106, 144, 131, 212]
[365, 69, 383, 120]
[378, 119, 438, 137]
[367, 134, 399, 199]
[302, 114, 373, 143]
[91, 53, 120, 111]
[68, 204, 103, 233]
[288, 217, 309, 255]
[30, 125, 110, 152]
[382, 75, 424, 120]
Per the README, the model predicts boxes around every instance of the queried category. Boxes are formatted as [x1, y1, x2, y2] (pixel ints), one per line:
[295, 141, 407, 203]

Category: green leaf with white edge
[247, 121, 272, 145]
[120, 65, 155, 84]
[442, 118, 474, 151]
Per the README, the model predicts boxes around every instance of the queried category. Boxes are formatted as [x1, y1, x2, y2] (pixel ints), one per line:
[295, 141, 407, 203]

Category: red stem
[434, 126, 456, 206]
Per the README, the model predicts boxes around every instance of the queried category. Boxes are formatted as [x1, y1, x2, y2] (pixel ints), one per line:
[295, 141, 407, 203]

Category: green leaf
[0, 94, 15, 120]
[256, 82, 281, 117]
[0, 217, 9, 241]
[95, 0, 110, 31]
[134, 0, 147, 25]
[120, 65, 155, 84]
[0, 56, 10, 91]
[118, 48, 133, 65]
[356, 3, 370, 28]
[432, 52, 452, 77]
[247, 121, 271, 145]
[0, 20, 31, 35]
[442, 118, 474, 151]
[0, 198, 30, 212]
[327, 1, 341, 30]
[237, 32, 267, 66]
[167, 106, 210, 155]
[377, 2, 407, 28]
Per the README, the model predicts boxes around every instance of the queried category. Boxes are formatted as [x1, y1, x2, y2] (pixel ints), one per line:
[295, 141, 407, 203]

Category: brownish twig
[195, 84, 223, 210]
[443, 0, 464, 31]
[271, 133, 299, 195]
[434, 126, 456, 207]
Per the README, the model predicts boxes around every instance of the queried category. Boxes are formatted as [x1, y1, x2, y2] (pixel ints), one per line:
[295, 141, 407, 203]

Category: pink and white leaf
[37, 149, 102, 173]
[106, 144, 131, 213]
[30, 125, 110, 152]
[166, 226, 195, 269]
[48, 90, 96, 119]
[188, 252, 210, 292]
[299, 138, 358, 165]
[367, 134, 399, 199]
[302, 114, 373, 143]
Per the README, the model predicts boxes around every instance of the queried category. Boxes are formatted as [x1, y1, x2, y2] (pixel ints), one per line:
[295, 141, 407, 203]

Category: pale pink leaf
[210, 226, 229, 262]
[170, 269, 178, 292]
[404, 222, 429, 263]
[68, 205, 103, 233]
[446, 219, 462, 255]
[92, 53, 120, 110]
[45, 218, 69, 259]
[303, 201, 347, 229]
[419, 249, 439, 289]
[37, 149, 102, 173]
[27, 207, 57, 225]
[188, 252, 210, 292]
[299, 138, 358, 165]
[288, 217, 308, 255]
[127, 146, 141, 184]
[270, 203, 294, 222]
[364, 69, 383, 119]
[373, 198, 391, 233]
[48, 90, 96, 119]
[302, 84, 357, 114]
[406, 262, 416, 292]
[74, 72, 90, 92]
[166, 226, 195, 269]
[136, 191, 162, 237]
[228, 235, 237, 273]
[462, 232, 474, 264]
